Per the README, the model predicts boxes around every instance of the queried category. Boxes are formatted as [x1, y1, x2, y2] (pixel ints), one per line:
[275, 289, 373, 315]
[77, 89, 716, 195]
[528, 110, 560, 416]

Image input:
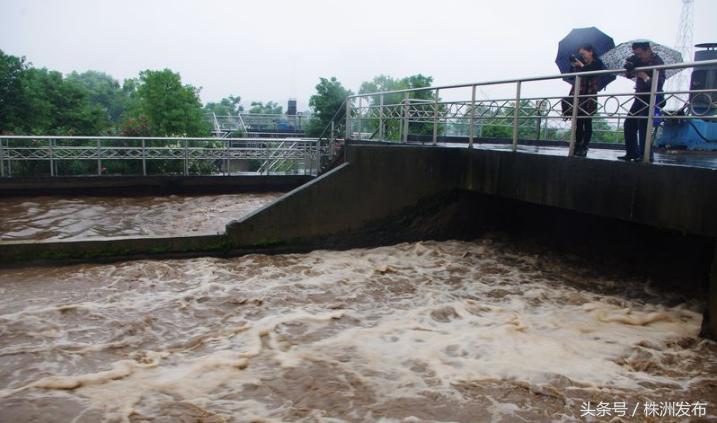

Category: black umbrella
[555, 27, 616, 91]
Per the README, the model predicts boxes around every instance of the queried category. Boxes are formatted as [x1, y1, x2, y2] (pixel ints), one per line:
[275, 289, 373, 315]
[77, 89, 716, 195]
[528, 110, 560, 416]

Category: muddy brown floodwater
[0, 237, 715, 422]
[0, 193, 281, 241]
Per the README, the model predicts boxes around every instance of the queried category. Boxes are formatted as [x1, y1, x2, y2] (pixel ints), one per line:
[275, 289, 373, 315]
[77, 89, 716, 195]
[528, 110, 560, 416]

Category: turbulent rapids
[0, 237, 715, 422]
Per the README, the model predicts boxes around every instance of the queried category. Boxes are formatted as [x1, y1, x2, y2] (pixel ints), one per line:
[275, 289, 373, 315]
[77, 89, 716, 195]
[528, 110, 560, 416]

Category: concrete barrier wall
[464, 149, 717, 237]
[3, 143, 716, 266]
[3, 144, 716, 263]
[227, 143, 717, 245]
[227, 145, 465, 247]
[0, 234, 229, 264]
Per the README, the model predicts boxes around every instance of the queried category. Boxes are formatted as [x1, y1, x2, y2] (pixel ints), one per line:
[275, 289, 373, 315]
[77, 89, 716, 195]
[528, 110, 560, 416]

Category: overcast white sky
[1, 0, 716, 111]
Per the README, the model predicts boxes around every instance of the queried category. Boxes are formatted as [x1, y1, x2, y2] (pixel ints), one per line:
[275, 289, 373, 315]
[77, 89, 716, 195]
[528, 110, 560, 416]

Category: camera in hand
[569, 54, 580, 64]
[624, 55, 639, 71]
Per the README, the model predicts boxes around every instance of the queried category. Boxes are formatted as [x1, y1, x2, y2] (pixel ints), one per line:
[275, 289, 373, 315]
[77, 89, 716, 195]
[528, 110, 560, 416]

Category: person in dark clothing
[569, 44, 606, 157]
[619, 41, 665, 162]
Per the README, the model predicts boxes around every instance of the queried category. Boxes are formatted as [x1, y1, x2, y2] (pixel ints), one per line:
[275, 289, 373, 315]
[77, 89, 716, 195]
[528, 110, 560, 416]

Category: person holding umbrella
[602, 39, 683, 162]
[620, 41, 665, 162]
[569, 44, 606, 157]
[555, 27, 616, 157]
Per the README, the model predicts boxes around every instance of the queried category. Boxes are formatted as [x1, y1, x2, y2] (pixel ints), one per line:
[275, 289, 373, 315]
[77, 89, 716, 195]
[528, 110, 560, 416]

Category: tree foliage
[358, 74, 436, 140]
[0, 50, 264, 138]
[0, 50, 28, 132]
[66, 70, 126, 124]
[306, 77, 352, 137]
[248, 101, 283, 114]
[0, 51, 107, 135]
[20, 68, 107, 135]
[122, 69, 209, 137]
[204, 95, 243, 116]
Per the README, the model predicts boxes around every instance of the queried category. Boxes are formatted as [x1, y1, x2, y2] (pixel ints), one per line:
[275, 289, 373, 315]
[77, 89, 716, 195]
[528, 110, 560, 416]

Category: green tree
[0, 50, 107, 135]
[19, 67, 107, 135]
[0, 50, 28, 134]
[122, 69, 209, 136]
[359, 74, 434, 102]
[66, 70, 126, 125]
[476, 99, 543, 141]
[591, 116, 623, 143]
[204, 95, 243, 116]
[306, 77, 352, 137]
[358, 74, 436, 140]
[248, 101, 282, 114]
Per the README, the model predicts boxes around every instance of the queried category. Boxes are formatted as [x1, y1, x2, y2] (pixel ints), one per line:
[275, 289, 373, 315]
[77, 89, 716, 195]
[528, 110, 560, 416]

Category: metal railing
[336, 59, 717, 164]
[0, 136, 321, 177]
[3, 62, 714, 178]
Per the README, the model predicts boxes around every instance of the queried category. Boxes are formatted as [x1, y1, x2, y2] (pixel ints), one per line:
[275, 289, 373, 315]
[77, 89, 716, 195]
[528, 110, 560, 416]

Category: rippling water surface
[0, 238, 714, 422]
[0, 193, 281, 241]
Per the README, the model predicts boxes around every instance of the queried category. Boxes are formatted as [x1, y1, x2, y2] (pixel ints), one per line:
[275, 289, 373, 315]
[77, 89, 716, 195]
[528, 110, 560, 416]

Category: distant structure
[287, 98, 298, 116]
[667, 0, 695, 108]
[207, 98, 311, 138]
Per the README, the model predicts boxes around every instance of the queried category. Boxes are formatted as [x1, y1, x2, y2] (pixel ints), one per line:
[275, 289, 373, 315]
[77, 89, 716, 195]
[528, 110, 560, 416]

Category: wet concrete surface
[433, 142, 717, 169]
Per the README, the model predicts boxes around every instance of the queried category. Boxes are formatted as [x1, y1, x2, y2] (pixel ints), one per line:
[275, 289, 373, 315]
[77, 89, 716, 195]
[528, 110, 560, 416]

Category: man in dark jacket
[619, 41, 665, 162]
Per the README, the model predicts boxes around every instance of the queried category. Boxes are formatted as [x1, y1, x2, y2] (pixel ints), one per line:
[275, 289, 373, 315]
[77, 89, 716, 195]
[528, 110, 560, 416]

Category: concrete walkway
[431, 142, 717, 169]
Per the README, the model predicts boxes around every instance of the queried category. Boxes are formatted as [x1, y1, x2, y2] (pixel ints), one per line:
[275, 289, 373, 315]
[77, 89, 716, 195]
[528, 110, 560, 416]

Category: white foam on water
[0, 239, 714, 422]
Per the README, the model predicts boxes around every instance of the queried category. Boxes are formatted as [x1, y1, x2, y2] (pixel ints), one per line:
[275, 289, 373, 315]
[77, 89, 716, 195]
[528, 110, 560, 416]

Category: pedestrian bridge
[1, 60, 717, 338]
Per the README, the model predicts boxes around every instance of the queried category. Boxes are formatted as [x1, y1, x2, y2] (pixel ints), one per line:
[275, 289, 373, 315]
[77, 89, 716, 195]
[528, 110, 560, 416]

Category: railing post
[49, 138, 54, 176]
[402, 92, 409, 143]
[309, 140, 314, 175]
[357, 96, 362, 141]
[536, 103, 542, 141]
[379, 94, 385, 141]
[97, 138, 102, 175]
[643, 68, 660, 164]
[183, 139, 189, 175]
[330, 120, 335, 158]
[469, 85, 476, 149]
[345, 98, 352, 140]
[142, 139, 147, 176]
[223, 138, 228, 176]
[305, 141, 310, 175]
[568, 75, 581, 157]
[512, 81, 522, 152]
[301, 141, 306, 176]
[265, 140, 270, 175]
[6, 138, 11, 177]
[433, 88, 440, 145]
[0, 138, 4, 177]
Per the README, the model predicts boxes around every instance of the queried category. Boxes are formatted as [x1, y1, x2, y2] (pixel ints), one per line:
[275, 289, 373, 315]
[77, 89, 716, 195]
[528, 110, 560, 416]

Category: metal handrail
[345, 59, 717, 163]
[0, 136, 318, 141]
[0, 136, 321, 178]
[346, 59, 717, 98]
[318, 60, 717, 163]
